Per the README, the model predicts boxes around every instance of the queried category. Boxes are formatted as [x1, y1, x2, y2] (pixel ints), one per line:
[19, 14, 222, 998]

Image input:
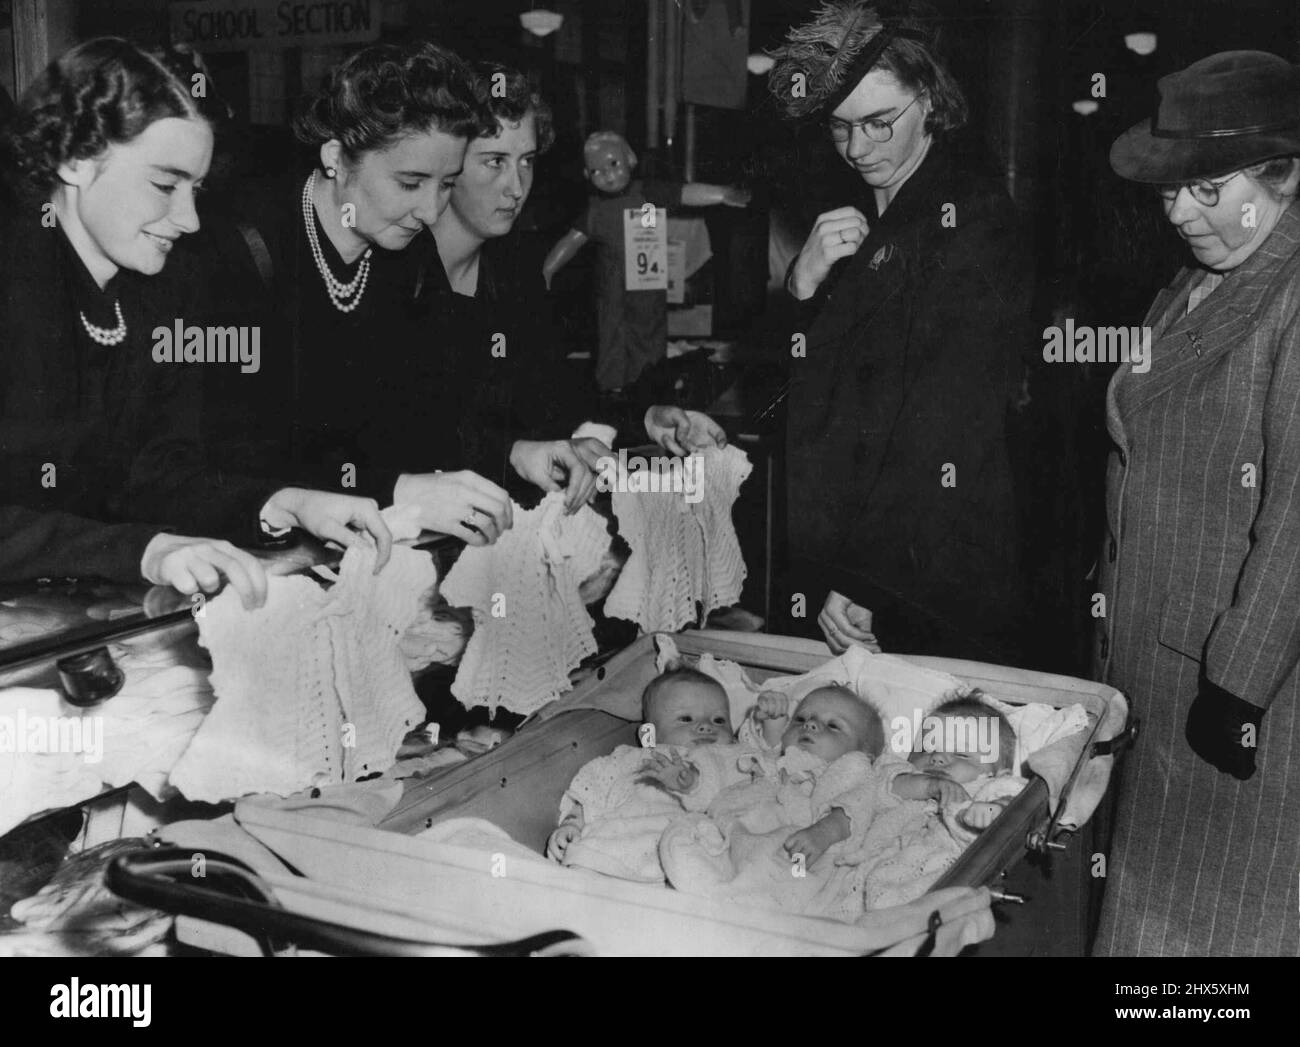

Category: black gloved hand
[1185, 679, 1264, 780]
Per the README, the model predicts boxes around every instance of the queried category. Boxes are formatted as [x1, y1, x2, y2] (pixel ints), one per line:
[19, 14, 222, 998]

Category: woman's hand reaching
[393, 470, 514, 546]
[261, 488, 393, 572]
[569, 436, 614, 475]
[818, 591, 881, 654]
[644, 406, 727, 456]
[509, 439, 599, 512]
[140, 534, 269, 610]
[788, 206, 869, 301]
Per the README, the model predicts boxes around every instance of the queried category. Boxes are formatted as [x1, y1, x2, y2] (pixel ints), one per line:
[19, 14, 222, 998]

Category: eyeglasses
[827, 93, 926, 144]
[1155, 171, 1243, 208]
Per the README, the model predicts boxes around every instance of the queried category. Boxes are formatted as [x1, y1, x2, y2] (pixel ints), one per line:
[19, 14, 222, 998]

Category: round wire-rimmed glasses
[827, 93, 926, 143]
[1155, 171, 1243, 207]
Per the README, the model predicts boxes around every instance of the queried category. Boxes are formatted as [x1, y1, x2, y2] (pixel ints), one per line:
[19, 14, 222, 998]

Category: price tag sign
[624, 207, 668, 291]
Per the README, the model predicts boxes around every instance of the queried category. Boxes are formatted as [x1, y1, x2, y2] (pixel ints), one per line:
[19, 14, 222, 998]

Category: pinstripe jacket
[1094, 201, 1300, 955]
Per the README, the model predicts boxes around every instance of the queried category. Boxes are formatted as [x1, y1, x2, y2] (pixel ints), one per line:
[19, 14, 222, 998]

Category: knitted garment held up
[170, 545, 436, 803]
[441, 494, 612, 717]
[605, 444, 752, 632]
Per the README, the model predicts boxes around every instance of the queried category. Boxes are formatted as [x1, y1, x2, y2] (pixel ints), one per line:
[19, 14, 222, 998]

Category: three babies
[547, 661, 1022, 919]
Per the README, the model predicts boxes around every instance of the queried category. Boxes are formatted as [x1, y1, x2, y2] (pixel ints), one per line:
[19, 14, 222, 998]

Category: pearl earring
[325, 166, 337, 178]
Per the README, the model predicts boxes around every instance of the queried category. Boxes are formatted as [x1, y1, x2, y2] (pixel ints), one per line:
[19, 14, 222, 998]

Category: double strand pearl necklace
[302, 170, 372, 313]
[80, 300, 127, 346]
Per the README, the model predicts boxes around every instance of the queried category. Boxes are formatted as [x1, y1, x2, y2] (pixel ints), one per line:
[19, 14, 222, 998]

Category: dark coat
[370, 228, 594, 499]
[783, 142, 1033, 662]
[0, 506, 157, 583]
[1094, 203, 1300, 956]
[187, 176, 431, 502]
[0, 198, 274, 544]
[194, 181, 585, 503]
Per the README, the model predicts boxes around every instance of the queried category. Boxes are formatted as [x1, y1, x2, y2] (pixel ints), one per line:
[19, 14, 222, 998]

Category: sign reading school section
[170, 0, 380, 52]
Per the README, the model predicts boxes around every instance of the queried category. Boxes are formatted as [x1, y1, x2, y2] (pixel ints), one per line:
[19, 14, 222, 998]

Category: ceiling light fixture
[520, 9, 564, 37]
[1124, 32, 1157, 56]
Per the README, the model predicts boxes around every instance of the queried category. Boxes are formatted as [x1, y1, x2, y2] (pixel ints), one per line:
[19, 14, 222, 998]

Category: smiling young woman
[0, 38, 392, 604]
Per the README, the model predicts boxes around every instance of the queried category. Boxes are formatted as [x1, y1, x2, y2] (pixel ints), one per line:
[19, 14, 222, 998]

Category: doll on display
[543, 131, 749, 392]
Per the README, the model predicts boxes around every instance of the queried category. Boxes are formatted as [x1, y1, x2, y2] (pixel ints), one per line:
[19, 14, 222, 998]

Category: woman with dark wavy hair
[768, 2, 1034, 666]
[0, 37, 392, 604]
[209, 42, 614, 543]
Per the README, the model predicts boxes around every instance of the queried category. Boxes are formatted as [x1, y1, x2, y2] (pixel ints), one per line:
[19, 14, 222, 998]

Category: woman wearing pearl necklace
[0, 38, 393, 606]
[197, 41, 602, 548]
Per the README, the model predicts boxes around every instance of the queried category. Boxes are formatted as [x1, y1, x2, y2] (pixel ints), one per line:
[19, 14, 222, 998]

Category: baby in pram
[545, 664, 755, 881]
[656, 685, 908, 920]
[853, 698, 1027, 909]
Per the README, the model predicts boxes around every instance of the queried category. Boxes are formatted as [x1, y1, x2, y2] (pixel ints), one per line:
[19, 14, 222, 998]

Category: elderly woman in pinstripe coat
[1095, 52, 1300, 956]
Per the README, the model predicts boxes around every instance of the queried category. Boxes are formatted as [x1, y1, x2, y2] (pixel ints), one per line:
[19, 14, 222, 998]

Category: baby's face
[908, 719, 990, 784]
[781, 688, 880, 763]
[649, 682, 735, 748]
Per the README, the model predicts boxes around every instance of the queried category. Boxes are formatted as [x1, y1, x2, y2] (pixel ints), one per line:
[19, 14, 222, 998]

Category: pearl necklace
[80, 300, 127, 345]
[301, 171, 372, 313]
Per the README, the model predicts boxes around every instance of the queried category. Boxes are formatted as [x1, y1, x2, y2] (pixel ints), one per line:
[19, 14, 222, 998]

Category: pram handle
[105, 848, 590, 957]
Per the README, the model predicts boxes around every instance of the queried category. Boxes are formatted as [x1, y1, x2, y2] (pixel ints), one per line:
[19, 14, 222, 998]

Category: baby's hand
[892, 772, 968, 806]
[547, 824, 581, 860]
[783, 827, 829, 869]
[754, 691, 791, 723]
[641, 750, 699, 793]
[783, 810, 850, 869]
[958, 801, 1003, 831]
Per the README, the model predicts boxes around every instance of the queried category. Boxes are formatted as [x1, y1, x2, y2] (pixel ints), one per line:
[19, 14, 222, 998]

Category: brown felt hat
[1110, 50, 1300, 183]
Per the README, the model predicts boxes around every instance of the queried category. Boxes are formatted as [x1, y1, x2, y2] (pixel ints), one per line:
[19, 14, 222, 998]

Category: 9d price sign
[624, 207, 668, 292]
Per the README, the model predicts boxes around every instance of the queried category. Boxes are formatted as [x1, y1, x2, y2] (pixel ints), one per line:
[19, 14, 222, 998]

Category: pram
[109, 630, 1125, 956]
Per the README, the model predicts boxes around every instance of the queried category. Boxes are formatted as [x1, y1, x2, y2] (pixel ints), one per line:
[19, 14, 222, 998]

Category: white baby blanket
[652, 635, 968, 736]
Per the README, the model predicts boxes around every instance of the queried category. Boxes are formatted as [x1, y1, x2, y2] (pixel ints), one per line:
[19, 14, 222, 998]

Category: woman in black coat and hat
[766, 2, 1034, 663]
[1095, 51, 1300, 956]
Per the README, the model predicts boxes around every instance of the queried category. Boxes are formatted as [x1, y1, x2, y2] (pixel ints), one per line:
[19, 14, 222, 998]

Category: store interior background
[2, 0, 1299, 675]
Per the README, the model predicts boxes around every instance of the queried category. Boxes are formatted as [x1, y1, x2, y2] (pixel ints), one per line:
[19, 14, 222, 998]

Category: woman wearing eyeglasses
[768, 2, 1033, 665]
[1094, 51, 1300, 956]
